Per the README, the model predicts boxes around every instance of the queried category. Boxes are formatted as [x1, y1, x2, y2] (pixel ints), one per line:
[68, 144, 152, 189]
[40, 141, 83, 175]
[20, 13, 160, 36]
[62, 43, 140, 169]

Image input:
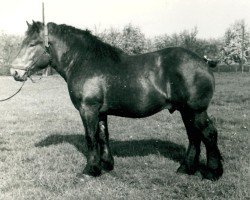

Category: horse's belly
[107, 104, 171, 118]
[102, 72, 172, 118]
[104, 91, 172, 118]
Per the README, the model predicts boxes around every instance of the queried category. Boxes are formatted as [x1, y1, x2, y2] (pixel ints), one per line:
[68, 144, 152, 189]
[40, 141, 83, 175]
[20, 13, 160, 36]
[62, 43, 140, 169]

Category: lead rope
[0, 47, 26, 102]
[0, 22, 50, 102]
[0, 73, 45, 102]
[0, 45, 51, 102]
[0, 49, 48, 102]
[29, 75, 43, 83]
[0, 81, 26, 102]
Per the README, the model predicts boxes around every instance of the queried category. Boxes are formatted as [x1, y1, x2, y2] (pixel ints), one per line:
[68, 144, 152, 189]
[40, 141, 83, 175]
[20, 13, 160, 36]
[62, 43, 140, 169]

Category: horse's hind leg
[179, 108, 223, 180]
[177, 109, 201, 175]
[79, 105, 101, 176]
[98, 114, 114, 171]
[196, 111, 223, 180]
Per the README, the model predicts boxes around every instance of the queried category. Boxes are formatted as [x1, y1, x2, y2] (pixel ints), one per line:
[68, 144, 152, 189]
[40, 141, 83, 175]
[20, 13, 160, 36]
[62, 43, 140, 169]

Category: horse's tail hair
[203, 56, 219, 68]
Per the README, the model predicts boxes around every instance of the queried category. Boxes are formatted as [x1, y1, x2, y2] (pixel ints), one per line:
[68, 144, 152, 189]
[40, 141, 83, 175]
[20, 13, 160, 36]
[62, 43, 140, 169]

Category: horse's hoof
[83, 165, 102, 177]
[177, 163, 197, 175]
[101, 160, 114, 171]
[200, 166, 223, 181]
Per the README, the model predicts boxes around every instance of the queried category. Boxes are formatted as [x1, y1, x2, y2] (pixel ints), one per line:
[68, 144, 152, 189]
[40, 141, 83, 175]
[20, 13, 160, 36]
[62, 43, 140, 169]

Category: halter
[0, 23, 51, 102]
[16, 47, 51, 74]
[12, 23, 52, 73]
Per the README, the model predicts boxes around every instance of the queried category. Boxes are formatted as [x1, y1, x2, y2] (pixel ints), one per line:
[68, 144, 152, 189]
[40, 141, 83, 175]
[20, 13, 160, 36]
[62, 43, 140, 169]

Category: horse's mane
[27, 21, 123, 62]
[51, 22, 124, 62]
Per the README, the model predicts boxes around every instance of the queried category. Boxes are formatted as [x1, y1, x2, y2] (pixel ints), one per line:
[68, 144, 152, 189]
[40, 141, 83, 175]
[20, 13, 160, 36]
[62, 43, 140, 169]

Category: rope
[0, 74, 44, 102]
[0, 47, 49, 102]
[0, 22, 51, 102]
[29, 75, 43, 83]
[0, 81, 26, 102]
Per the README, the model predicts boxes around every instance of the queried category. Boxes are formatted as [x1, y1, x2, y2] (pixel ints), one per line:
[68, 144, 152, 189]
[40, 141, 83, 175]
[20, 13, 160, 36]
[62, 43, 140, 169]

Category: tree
[97, 27, 123, 50]
[153, 34, 175, 50]
[120, 24, 147, 55]
[152, 29, 198, 51]
[0, 32, 22, 75]
[152, 27, 221, 59]
[179, 27, 199, 51]
[97, 24, 148, 55]
[221, 19, 250, 73]
[0, 32, 22, 68]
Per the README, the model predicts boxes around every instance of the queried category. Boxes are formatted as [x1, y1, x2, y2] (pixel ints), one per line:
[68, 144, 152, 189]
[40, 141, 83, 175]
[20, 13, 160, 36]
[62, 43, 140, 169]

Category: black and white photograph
[0, 0, 249, 199]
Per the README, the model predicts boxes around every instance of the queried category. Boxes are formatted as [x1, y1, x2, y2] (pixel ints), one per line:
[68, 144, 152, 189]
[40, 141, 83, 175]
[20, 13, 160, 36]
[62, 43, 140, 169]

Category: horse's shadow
[35, 134, 186, 163]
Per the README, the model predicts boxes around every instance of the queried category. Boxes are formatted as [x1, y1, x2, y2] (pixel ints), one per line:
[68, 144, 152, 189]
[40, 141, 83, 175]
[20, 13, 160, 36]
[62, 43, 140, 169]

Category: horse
[10, 21, 223, 180]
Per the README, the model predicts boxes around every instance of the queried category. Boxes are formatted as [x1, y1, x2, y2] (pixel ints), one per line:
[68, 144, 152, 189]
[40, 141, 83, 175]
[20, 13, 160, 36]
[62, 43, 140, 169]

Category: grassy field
[0, 73, 249, 199]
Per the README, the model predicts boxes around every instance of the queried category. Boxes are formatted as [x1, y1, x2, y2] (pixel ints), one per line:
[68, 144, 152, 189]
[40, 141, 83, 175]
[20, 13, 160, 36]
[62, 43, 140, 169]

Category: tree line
[0, 19, 249, 75]
[96, 19, 249, 72]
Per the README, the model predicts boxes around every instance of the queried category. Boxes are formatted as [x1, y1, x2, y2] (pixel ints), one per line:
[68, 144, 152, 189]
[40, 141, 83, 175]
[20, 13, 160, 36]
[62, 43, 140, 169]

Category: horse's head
[10, 21, 51, 81]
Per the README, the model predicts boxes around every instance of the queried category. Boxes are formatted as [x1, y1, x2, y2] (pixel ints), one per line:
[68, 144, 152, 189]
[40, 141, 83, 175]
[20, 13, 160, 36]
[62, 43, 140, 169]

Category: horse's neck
[50, 37, 78, 82]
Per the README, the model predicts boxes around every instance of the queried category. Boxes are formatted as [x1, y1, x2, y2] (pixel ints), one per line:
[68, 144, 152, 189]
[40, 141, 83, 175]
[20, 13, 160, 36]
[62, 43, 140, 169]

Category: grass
[0, 73, 249, 199]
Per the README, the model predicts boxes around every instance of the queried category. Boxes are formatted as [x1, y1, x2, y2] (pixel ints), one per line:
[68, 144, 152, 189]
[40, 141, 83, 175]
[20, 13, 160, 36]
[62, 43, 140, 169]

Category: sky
[0, 0, 249, 39]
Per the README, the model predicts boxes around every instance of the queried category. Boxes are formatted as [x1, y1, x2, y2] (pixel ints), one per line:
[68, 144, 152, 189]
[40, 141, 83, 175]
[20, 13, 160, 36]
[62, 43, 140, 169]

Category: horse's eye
[29, 43, 36, 47]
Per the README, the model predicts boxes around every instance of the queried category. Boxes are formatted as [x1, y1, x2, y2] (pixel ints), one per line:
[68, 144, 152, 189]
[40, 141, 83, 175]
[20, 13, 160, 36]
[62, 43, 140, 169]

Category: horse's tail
[203, 56, 219, 68]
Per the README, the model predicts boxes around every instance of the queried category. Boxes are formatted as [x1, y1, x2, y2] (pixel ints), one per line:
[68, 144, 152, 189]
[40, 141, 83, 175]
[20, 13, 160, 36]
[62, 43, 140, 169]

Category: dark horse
[10, 21, 223, 180]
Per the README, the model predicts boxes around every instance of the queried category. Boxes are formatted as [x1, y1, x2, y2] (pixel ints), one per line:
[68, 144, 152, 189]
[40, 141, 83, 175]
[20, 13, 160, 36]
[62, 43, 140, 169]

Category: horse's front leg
[79, 104, 101, 176]
[98, 114, 114, 171]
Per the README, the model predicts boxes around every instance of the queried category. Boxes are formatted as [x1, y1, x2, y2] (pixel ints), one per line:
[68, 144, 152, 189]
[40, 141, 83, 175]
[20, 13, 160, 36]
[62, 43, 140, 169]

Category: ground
[0, 73, 249, 199]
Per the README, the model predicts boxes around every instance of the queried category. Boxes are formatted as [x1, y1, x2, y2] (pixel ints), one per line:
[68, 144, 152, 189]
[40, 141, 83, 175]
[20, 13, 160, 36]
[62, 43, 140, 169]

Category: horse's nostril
[14, 70, 18, 76]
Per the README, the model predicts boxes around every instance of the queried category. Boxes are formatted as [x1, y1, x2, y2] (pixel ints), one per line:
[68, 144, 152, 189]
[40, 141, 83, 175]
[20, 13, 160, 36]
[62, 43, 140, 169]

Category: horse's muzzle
[10, 68, 28, 82]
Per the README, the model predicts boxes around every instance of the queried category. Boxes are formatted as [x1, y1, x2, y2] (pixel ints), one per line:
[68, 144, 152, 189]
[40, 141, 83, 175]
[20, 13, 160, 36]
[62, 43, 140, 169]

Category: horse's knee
[202, 124, 218, 146]
[194, 112, 217, 144]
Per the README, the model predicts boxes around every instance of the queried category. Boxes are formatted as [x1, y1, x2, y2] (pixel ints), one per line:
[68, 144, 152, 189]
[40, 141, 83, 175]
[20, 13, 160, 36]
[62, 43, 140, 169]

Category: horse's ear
[26, 21, 31, 28]
[31, 20, 41, 32]
[31, 20, 38, 28]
